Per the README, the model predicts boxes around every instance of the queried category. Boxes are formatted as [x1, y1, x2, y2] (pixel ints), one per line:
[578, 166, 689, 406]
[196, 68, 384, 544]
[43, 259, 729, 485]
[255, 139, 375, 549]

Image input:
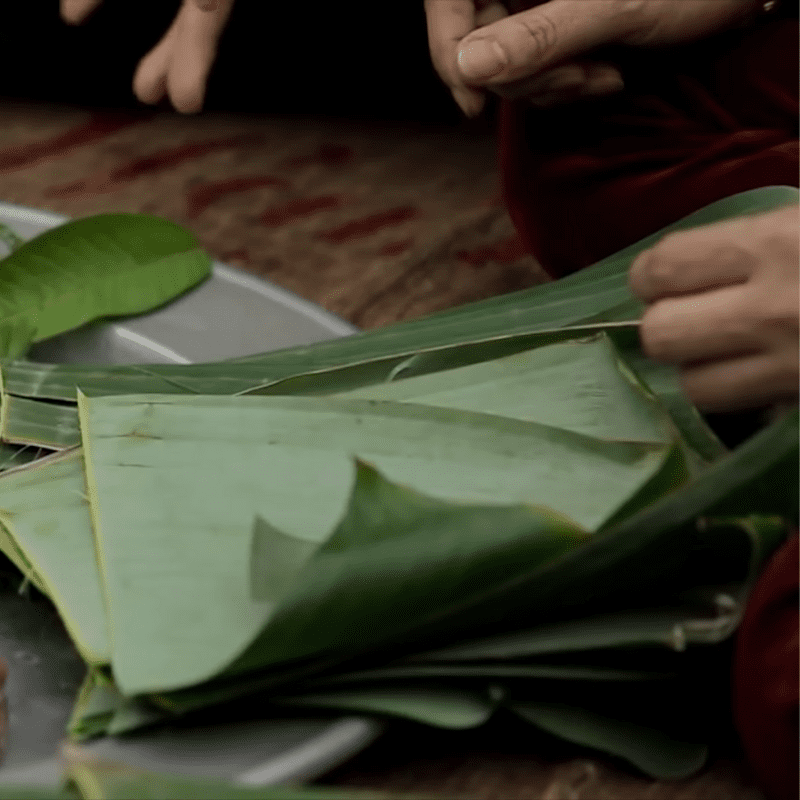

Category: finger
[60, 0, 103, 24]
[457, 0, 622, 86]
[680, 351, 800, 412]
[529, 63, 624, 106]
[425, 0, 486, 115]
[629, 222, 757, 303]
[425, 0, 478, 88]
[475, 1, 509, 27]
[452, 87, 487, 118]
[133, 14, 181, 106]
[166, 0, 235, 114]
[485, 60, 622, 101]
[639, 285, 766, 366]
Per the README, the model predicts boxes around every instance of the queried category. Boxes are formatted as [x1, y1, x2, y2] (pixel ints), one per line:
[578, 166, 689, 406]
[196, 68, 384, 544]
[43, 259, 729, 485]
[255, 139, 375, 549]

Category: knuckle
[512, 14, 558, 64]
[638, 305, 676, 361]
[631, 243, 681, 297]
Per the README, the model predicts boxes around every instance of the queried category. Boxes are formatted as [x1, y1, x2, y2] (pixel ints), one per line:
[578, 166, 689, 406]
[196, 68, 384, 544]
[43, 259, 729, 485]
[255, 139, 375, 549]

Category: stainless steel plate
[0, 202, 382, 788]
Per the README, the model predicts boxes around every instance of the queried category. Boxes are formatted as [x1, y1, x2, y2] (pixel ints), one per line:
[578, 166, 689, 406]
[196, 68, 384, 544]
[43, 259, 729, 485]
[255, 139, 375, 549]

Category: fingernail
[458, 40, 507, 81]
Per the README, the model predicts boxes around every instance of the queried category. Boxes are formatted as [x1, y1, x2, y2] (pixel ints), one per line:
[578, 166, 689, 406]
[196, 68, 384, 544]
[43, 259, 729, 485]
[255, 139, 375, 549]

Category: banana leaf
[335, 334, 671, 443]
[1, 394, 80, 450]
[0, 331, 674, 451]
[274, 684, 497, 730]
[0, 447, 109, 663]
[0, 213, 211, 343]
[139, 468, 782, 721]
[0, 441, 49, 471]
[510, 702, 708, 780]
[231, 461, 589, 676]
[395, 410, 798, 651]
[1, 333, 674, 691]
[78, 389, 669, 695]
[6, 186, 795, 456]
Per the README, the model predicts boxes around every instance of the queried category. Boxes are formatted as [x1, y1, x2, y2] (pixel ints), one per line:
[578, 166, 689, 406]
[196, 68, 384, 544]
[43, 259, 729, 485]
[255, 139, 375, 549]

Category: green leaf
[233, 461, 588, 678]
[0, 441, 49, 472]
[410, 603, 742, 663]
[306, 663, 673, 684]
[250, 516, 319, 604]
[77, 392, 664, 695]
[274, 684, 495, 730]
[0, 213, 211, 344]
[0, 448, 110, 663]
[5, 188, 794, 448]
[0, 319, 37, 359]
[337, 335, 672, 444]
[1, 394, 80, 450]
[511, 702, 709, 780]
[397, 411, 798, 650]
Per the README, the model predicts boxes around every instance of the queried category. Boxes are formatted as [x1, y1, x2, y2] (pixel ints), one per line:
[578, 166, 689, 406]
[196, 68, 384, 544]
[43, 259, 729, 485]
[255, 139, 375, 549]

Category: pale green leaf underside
[78, 392, 666, 695]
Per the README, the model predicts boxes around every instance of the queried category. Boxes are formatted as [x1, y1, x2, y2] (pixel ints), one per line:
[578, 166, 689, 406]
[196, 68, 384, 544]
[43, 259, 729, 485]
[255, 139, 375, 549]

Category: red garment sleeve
[733, 532, 799, 800]
[497, 8, 799, 278]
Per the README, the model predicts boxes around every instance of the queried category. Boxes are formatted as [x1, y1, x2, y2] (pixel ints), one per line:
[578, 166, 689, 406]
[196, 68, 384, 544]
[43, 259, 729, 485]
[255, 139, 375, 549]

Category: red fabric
[733, 533, 799, 800]
[498, 7, 800, 278]
[496, 8, 799, 796]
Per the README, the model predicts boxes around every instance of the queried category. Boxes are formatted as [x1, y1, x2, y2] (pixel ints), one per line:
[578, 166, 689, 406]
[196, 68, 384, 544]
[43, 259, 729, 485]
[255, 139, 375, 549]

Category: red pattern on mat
[457, 235, 530, 265]
[45, 134, 267, 196]
[317, 206, 419, 243]
[284, 143, 355, 169]
[187, 175, 292, 218]
[375, 238, 414, 257]
[260, 195, 345, 226]
[0, 112, 151, 173]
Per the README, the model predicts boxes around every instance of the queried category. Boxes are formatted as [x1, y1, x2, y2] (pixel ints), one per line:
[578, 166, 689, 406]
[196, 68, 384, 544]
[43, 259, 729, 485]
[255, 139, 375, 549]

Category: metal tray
[0, 202, 382, 788]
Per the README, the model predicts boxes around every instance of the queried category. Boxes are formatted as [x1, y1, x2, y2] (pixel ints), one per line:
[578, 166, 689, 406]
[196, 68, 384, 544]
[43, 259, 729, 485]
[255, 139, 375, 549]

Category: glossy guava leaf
[0, 214, 211, 345]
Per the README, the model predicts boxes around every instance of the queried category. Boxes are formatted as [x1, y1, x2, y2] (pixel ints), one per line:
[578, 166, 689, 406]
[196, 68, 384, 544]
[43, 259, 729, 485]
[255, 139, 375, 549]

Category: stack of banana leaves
[0, 186, 796, 784]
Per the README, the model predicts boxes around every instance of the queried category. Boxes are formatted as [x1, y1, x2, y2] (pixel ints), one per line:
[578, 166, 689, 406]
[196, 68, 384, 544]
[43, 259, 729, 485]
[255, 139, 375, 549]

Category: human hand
[60, 0, 234, 114]
[426, 0, 627, 116]
[629, 204, 800, 412]
[426, 0, 768, 117]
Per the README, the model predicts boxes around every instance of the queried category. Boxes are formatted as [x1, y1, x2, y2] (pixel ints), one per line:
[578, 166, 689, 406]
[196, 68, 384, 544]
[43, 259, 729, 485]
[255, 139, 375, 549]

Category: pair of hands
[60, 0, 797, 413]
[425, 0, 769, 116]
[60, 0, 233, 114]
[61, 0, 767, 118]
[428, 0, 797, 414]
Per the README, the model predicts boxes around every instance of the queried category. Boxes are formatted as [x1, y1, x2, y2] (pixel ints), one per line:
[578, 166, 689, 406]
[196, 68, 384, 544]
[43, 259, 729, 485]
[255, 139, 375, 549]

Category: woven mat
[0, 99, 544, 329]
[0, 99, 762, 800]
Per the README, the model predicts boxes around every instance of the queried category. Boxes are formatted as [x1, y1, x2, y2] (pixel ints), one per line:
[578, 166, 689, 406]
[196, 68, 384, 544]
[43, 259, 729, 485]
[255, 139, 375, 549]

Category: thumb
[456, 0, 627, 85]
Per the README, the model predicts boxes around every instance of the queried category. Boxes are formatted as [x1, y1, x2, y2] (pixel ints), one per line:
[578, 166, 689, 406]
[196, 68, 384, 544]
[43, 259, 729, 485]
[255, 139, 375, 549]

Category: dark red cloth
[496, 8, 799, 798]
[498, 6, 799, 278]
[733, 533, 799, 800]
